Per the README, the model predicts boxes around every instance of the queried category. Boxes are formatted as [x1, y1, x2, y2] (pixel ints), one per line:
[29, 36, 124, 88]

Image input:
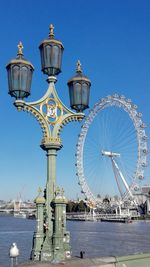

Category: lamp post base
[31, 187, 71, 263]
[32, 233, 71, 262]
[31, 232, 45, 261]
[40, 236, 53, 261]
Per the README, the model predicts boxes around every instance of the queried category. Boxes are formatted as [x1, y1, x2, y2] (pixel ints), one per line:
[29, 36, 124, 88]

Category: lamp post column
[40, 143, 61, 261]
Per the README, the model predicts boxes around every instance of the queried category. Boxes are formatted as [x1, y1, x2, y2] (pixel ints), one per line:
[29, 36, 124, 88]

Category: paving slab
[17, 253, 150, 267]
[17, 257, 116, 267]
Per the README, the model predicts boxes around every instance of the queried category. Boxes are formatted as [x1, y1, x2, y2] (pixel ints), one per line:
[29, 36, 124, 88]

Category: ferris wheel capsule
[138, 175, 144, 180]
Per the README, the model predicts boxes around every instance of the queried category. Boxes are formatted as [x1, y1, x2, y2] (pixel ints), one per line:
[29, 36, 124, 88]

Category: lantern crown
[7, 41, 34, 68]
[68, 60, 91, 84]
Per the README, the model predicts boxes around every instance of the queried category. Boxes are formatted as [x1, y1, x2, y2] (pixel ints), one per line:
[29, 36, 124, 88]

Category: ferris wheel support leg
[119, 205, 122, 216]
[147, 199, 150, 214]
[115, 208, 118, 215]
[112, 158, 133, 199]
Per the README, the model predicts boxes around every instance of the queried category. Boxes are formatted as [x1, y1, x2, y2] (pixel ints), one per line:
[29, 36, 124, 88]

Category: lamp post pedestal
[31, 192, 45, 260]
[52, 189, 71, 262]
[32, 143, 71, 262]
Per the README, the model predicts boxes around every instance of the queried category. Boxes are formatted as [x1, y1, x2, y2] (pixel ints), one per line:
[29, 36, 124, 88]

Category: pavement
[16, 253, 150, 267]
[17, 257, 116, 267]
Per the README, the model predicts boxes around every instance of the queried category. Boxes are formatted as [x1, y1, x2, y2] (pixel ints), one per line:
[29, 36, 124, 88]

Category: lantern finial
[76, 60, 82, 73]
[17, 41, 24, 57]
[49, 24, 54, 38]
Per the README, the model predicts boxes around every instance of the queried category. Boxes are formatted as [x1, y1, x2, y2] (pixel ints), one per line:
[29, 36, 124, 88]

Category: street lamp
[68, 60, 91, 112]
[6, 42, 34, 100]
[6, 24, 91, 263]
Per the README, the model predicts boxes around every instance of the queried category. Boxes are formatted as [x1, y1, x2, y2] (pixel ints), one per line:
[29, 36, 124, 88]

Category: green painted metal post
[31, 192, 45, 260]
[40, 144, 61, 261]
[52, 189, 71, 262]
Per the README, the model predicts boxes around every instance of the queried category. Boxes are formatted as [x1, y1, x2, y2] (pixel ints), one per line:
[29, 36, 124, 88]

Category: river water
[0, 215, 150, 267]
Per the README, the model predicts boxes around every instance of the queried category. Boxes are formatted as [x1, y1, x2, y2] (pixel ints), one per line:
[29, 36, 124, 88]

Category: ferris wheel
[76, 94, 148, 207]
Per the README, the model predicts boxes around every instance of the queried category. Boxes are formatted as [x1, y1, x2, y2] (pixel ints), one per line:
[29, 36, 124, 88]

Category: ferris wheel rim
[76, 94, 148, 205]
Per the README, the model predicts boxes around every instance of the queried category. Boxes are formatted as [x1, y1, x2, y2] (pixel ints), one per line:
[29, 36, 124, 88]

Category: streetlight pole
[6, 25, 91, 263]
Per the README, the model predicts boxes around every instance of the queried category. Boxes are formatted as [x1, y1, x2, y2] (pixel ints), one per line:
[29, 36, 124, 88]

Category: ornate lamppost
[6, 25, 91, 263]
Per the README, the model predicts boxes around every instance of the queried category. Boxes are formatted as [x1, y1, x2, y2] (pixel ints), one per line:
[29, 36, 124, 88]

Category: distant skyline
[0, 0, 150, 201]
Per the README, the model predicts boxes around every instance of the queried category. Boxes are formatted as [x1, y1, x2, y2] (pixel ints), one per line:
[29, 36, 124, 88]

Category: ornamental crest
[47, 104, 57, 118]
[40, 98, 63, 125]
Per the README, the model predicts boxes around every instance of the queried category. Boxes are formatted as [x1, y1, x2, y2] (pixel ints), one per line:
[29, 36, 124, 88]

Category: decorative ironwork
[15, 78, 84, 146]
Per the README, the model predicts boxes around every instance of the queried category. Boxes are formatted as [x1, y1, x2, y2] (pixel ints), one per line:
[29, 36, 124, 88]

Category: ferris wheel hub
[101, 150, 120, 158]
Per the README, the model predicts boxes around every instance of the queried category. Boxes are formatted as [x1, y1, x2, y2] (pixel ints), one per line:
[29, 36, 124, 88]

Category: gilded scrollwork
[15, 101, 50, 141]
[14, 80, 84, 146]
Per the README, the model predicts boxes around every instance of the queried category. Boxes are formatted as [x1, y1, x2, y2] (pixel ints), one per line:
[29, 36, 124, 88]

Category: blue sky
[0, 0, 150, 201]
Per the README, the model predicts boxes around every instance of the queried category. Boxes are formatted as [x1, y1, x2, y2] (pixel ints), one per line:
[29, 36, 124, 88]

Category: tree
[66, 201, 74, 212]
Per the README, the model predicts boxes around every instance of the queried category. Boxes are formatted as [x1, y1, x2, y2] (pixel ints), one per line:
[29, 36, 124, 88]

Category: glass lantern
[6, 42, 34, 100]
[67, 60, 91, 112]
[39, 24, 64, 77]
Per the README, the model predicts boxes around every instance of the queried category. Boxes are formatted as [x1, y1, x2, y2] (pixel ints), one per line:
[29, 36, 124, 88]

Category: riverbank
[17, 253, 150, 267]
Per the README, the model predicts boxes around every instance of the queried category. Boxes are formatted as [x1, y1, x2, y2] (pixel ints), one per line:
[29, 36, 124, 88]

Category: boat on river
[26, 213, 36, 219]
[13, 199, 27, 218]
[67, 212, 132, 223]
[101, 217, 132, 223]
[14, 211, 27, 219]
